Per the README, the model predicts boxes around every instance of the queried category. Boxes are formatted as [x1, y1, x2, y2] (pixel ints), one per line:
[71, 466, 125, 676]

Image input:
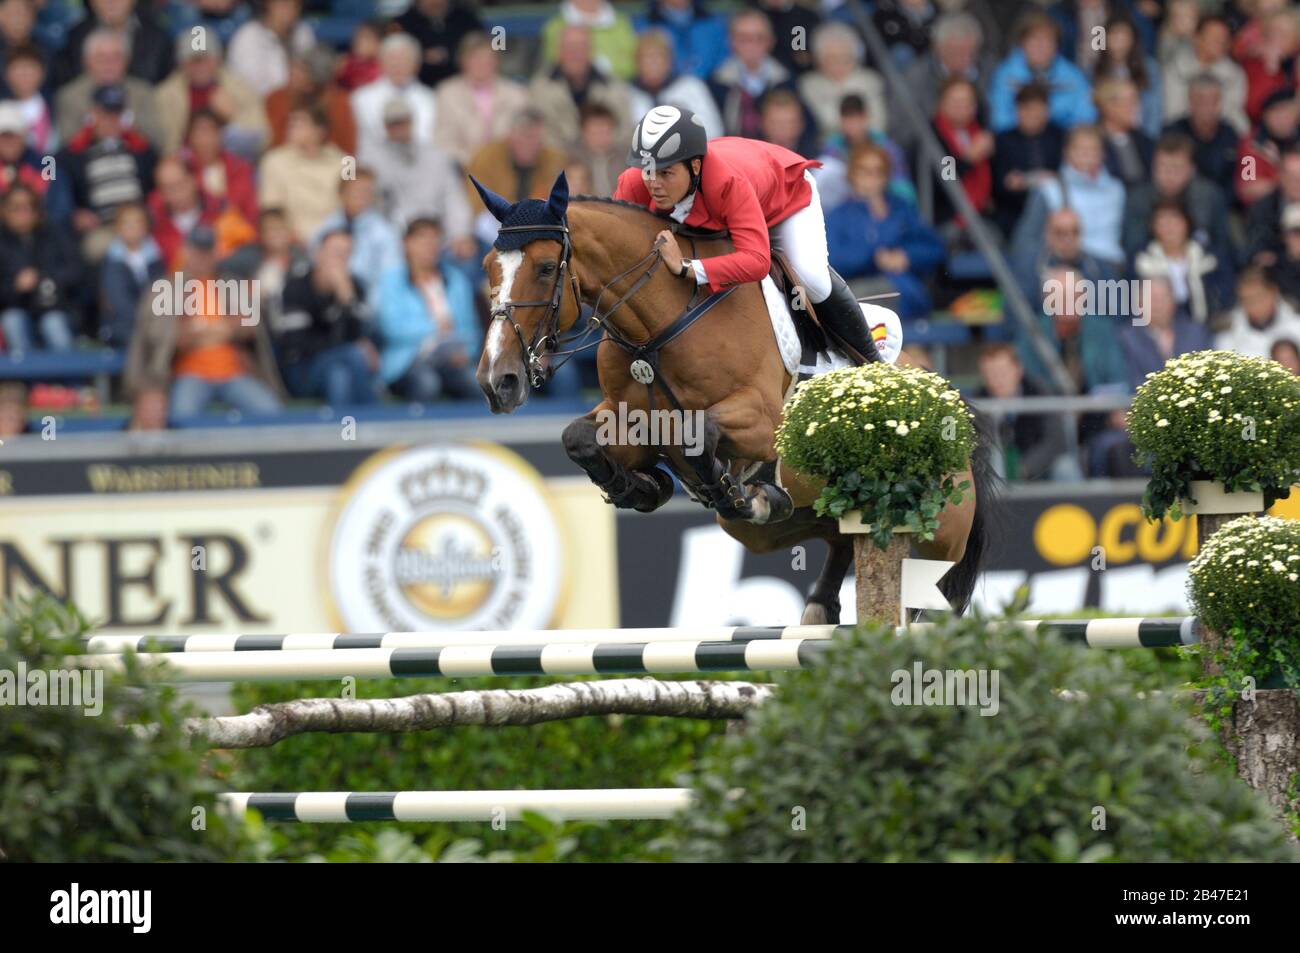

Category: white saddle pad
[760, 276, 903, 380]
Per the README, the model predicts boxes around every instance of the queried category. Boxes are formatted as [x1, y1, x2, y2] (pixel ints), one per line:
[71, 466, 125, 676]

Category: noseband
[490, 223, 580, 388]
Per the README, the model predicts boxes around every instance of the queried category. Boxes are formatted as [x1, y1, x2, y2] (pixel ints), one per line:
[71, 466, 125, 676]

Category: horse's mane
[569, 195, 730, 244]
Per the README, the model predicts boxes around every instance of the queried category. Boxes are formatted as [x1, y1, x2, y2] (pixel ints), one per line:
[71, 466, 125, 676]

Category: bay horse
[470, 172, 993, 623]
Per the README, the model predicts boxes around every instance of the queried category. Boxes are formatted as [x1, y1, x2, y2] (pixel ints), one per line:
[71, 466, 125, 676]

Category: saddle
[767, 251, 873, 367]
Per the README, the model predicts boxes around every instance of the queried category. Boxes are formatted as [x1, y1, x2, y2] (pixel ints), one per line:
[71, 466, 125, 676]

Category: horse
[470, 171, 994, 623]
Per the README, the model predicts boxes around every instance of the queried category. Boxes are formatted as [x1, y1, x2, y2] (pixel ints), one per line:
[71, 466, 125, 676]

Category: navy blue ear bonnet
[469, 172, 570, 251]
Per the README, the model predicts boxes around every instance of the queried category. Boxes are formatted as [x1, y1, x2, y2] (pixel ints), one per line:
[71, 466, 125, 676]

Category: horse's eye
[538, 261, 556, 276]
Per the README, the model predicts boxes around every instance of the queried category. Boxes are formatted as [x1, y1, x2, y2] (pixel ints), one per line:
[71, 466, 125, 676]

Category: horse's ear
[546, 171, 570, 222]
[468, 174, 514, 223]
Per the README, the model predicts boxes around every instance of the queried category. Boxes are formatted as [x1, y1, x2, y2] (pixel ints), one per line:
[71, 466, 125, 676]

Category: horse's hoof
[633, 468, 675, 513]
[801, 602, 829, 625]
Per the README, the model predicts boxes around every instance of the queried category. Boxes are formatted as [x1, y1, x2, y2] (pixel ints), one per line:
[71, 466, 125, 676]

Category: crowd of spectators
[0, 0, 1299, 482]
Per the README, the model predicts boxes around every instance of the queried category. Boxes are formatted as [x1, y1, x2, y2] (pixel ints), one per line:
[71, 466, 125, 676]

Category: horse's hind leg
[803, 538, 853, 625]
[563, 409, 674, 513]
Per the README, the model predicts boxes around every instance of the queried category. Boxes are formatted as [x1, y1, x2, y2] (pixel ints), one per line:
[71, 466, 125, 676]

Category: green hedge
[661, 615, 1296, 862]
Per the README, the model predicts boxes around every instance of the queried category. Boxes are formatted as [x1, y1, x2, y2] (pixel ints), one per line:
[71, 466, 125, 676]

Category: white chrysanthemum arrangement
[776, 363, 975, 549]
[1127, 350, 1300, 520]
[1188, 514, 1300, 690]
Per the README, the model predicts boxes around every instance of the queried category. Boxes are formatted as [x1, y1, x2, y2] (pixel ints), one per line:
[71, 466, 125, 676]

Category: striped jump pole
[82, 617, 1200, 654]
[74, 638, 827, 682]
[219, 789, 693, 822]
[83, 624, 850, 654]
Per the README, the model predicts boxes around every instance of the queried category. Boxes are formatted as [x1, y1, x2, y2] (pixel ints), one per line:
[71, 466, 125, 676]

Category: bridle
[489, 223, 581, 388]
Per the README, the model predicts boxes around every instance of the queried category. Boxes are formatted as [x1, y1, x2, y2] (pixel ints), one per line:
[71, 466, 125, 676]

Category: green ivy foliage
[661, 615, 1296, 862]
[0, 594, 259, 862]
[1128, 350, 1300, 520]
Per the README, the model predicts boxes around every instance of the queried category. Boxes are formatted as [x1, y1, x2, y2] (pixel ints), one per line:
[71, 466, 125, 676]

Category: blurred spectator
[1217, 265, 1300, 357]
[541, 0, 637, 82]
[266, 44, 356, 155]
[60, 83, 157, 262]
[182, 107, 259, 227]
[276, 228, 379, 406]
[569, 102, 623, 195]
[0, 0, 47, 84]
[1096, 76, 1152, 188]
[258, 104, 344, 243]
[99, 200, 162, 348]
[931, 77, 995, 238]
[395, 0, 483, 88]
[1236, 86, 1300, 206]
[826, 142, 943, 319]
[1162, 73, 1241, 185]
[219, 207, 306, 332]
[710, 9, 795, 140]
[1120, 275, 1213, 390]
[1011, 205, 1119, 328]
[1122, 133, 1231, 264]
[0, 183, 79, 353]
[155, 31, 266, 157]
[1162, 14, 1249, 135]
[58, 0, 173, 86]
[815, 93, 913, 210]
[1054, 1, 1154, 76]
[127, 384, 168, 430]
[1238, 8, 1300, 125]
[361, 97, 473, 251]
[160, 0, 251, 50]
[638, 0, 727, 81]
[2, 45, 52, 152]
[1271, 337, 1300, 373]
[314, 170, 402, 299]
[433, 31, 528, 168]
[226, 0, 313, 98]
[756, 0, 819, 77]
[892, 12, 989, 154]
[1133, 199, 1231, 326]
[798, 22, 886, 141]
[976, 342, 1070, 482]
[1092, 15, 1161, 137]
[376, 217, 480, 402]
[562, 159, 592, 197]
[1211, 263, 1300, 356]
[1269, 203, 1300, 304]
[1019, 264, 1129, 394]
[0, 380, 25, 436]
[128, 225, 284, 420]
[992, 82, 1063, 235]
[532, 24, 631, 151]
[627, 28, 723, 140]
[1014, 126, 1124, 267]
[335, 18, 382, 92]
[760, 87, 818, 159]
[1244, 146, 1300, 265]
[0, 100, 63, 220]
[872, 0, 936, 69]
[352, 33, 437, 156]
[150, 156, 255, 270]
[465, 109, 566, 244]
[56, 29, 163, 145]
[988, 12, 1097, 133]
[1158, 0, 1200, 66]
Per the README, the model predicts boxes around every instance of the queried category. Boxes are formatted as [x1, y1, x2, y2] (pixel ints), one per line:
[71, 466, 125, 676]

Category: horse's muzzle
[478, 364, 526, 414]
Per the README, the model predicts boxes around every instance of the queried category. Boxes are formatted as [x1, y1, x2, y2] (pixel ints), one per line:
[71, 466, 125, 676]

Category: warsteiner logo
[329, 445, 564, 631]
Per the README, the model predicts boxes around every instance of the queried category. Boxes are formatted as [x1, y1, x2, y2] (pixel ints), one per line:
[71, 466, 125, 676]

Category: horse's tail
[940, 410, 1003, 615]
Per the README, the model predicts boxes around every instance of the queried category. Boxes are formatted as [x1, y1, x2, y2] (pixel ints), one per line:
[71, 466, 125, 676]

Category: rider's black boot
[815, 268, 883, 364]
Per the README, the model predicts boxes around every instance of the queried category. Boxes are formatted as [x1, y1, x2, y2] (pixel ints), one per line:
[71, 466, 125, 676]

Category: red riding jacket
[613, 137, 820, 293]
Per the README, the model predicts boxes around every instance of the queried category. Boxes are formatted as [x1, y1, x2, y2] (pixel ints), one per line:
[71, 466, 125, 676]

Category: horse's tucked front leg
[563, 411, 674, 513]
[672, 412, 793, 524]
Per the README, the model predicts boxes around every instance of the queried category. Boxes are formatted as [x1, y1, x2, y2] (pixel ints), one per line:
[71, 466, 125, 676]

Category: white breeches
[772, 170, 832, 303]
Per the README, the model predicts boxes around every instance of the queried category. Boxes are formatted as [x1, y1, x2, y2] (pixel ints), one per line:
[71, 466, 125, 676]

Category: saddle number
[630, 359, 655, 384]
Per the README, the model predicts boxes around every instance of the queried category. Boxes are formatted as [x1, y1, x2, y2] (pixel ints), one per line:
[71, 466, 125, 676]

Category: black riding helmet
[627, 105, 708, 173]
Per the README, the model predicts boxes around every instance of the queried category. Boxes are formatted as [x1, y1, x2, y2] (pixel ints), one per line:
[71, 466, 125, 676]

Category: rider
[613, 104, 882, 362]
